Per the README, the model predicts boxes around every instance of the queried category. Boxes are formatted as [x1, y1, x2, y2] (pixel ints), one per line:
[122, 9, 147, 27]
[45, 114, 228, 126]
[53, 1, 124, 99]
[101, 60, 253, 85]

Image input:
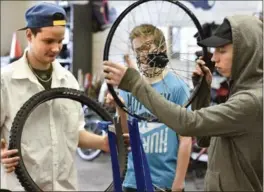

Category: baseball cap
[197, 19, 232, 47]
[18, 2, 66, 31]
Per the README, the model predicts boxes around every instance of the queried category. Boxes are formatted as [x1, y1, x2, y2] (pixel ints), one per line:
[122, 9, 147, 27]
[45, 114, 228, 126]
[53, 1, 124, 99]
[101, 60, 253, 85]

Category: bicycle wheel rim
[103, 0, 210, 121]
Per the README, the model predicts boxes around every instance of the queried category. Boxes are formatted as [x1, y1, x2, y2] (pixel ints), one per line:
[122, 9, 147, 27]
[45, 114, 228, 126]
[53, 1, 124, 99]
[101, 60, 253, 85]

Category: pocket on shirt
[204, 170, 222, 191]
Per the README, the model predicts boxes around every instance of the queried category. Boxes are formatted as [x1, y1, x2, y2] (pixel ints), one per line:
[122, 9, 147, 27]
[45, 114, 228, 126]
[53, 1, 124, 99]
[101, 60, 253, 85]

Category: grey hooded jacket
[118, 15, 263, 191]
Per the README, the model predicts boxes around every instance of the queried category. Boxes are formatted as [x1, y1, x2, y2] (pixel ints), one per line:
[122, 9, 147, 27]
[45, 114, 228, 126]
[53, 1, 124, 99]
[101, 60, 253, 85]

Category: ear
[25, 29, 33, 42]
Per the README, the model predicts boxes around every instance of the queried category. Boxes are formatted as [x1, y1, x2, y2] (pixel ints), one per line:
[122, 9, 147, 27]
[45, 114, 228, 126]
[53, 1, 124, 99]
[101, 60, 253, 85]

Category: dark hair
[29, 28, 42, 36]
[194, 22, 220, 41]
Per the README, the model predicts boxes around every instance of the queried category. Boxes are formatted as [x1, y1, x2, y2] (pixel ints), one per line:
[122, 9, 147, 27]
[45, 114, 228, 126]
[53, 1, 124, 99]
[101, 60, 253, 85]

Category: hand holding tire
[192, 57, 212, 87]
[105, 93, 125, 115]
[1, 139, 20, 173]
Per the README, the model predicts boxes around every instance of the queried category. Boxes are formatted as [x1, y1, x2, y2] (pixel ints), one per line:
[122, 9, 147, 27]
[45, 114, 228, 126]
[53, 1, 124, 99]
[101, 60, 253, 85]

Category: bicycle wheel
[8, 88, 127, 191]
[104, 0, 212, 121]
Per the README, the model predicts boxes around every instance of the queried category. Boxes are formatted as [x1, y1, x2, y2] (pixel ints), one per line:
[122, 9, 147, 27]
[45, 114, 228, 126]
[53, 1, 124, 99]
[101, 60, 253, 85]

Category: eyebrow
[216, 47, 225, 51]
[42, 37, 64, 41]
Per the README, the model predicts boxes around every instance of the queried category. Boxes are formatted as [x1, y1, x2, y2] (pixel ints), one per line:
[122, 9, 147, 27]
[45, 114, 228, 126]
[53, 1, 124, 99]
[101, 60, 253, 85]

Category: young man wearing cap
[1, 2, 109, 191]
[103, 15, 263, 191]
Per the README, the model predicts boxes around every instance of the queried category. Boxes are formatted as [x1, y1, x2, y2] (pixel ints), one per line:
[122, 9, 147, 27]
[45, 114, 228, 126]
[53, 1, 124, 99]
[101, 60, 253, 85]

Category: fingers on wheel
[1, 149, 18, 158]
[4, 161, 18, 169]
[2, 156, 20, 165]
[6, 166, 16, 173]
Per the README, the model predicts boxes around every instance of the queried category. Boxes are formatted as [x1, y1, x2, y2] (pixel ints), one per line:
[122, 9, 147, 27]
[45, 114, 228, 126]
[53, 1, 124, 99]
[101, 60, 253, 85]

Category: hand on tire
[192, 56, 212, 86]
[1, 139, 20, 173]
[105, 93, 125, 115]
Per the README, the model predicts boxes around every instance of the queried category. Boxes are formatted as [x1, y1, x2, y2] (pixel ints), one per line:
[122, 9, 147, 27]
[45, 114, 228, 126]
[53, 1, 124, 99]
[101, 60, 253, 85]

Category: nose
[211, 51, 216, 62]
[51, 44, 61, 53]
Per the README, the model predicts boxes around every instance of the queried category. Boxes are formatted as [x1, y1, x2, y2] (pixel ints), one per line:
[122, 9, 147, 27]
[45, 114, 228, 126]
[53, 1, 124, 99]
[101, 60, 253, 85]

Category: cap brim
[17, 27, 28, 31]
[197, 36, 231, 47]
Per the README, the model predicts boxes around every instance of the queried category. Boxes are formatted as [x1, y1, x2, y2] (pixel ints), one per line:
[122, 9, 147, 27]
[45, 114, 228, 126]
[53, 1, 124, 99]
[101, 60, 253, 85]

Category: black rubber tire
[103, 0, 211, 120]
[8, 88, 127, 192]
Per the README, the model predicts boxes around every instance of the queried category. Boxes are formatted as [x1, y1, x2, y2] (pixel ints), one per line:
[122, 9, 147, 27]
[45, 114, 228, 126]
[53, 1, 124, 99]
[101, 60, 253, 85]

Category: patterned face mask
[135, 40, 168, 78]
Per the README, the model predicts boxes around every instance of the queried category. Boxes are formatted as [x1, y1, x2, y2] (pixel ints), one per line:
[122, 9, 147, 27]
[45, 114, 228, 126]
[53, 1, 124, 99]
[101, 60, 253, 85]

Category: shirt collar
[12, 48, 67, 81]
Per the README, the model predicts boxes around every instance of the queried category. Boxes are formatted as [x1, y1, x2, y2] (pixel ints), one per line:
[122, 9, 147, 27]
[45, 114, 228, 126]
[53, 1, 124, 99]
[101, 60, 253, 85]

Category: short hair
[129, 24, 167, 52]
[29, 28, 42, 36]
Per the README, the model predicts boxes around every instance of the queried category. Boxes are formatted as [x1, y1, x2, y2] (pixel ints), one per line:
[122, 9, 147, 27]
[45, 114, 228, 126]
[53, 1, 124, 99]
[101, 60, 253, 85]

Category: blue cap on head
[18, 2, 66, 30]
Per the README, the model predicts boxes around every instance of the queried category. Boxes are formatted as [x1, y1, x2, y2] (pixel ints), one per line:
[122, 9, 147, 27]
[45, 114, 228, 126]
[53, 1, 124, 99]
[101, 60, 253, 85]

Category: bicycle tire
[103, 0, 211, 120]
[8, 87, 127, 192]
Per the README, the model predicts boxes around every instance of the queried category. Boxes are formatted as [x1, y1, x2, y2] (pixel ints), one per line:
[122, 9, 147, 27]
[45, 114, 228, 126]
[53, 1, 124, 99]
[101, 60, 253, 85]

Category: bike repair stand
[99, 117, 154, 192]
[99, 119, 122, 192]
[128, 118, 154, 192]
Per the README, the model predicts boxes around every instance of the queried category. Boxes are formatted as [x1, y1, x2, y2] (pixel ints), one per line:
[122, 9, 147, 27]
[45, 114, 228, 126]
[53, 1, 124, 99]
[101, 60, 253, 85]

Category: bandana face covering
[135, 40, 168, 78]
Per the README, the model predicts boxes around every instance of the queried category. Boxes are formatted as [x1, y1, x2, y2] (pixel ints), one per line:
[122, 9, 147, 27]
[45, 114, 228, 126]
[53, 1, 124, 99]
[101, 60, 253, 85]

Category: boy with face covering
[114, 24, 192, 192]
[104, 15, 263, 191]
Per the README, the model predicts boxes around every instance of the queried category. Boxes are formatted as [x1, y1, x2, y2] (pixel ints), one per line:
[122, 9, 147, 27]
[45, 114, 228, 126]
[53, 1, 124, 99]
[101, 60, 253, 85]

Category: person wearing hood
[103, 15, 263, 191]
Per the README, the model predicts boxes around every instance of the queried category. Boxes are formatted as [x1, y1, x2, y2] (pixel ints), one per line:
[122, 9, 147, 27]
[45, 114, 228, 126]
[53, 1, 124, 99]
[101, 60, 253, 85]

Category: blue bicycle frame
[99, 117, 154, 192]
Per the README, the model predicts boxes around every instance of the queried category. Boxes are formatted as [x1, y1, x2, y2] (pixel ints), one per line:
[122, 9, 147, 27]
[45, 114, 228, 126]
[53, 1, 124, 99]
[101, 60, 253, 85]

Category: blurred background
[1, 0, 262, 191]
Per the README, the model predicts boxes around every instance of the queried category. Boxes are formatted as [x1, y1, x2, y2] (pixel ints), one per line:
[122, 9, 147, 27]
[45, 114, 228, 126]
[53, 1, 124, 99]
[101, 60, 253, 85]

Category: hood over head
[226, 15, 263, 94]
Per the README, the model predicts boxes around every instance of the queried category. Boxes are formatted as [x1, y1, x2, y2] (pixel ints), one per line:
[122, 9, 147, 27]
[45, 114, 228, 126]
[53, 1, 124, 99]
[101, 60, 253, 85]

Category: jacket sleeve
[191, 78, 211, 147]
[119, 68, 258, 137]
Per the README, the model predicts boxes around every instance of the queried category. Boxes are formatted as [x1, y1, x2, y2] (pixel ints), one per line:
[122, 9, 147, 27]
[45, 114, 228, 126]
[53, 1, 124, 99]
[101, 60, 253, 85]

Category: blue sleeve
[113, 90, 128, 118]
[118, 90, 135, 121]
[118, 89, 130, 106]
[172, 84, 192, 110]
